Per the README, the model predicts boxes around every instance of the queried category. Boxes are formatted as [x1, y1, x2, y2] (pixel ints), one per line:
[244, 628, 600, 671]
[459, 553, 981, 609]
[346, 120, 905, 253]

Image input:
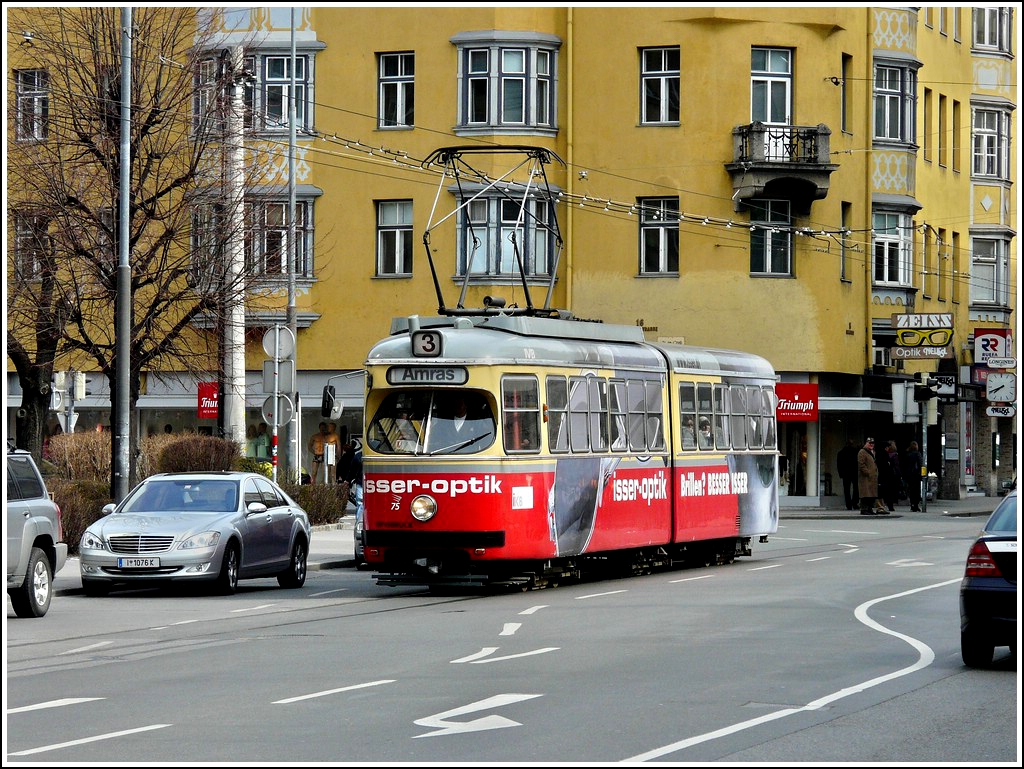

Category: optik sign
[776, 383, 818, 422]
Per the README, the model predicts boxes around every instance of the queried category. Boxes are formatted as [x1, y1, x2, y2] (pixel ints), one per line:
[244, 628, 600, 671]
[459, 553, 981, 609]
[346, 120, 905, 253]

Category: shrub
[282, 481, 350, 526]
[50, 479, 114, 556]
[156, 434, 242, 473]
[45, 431, 111, 482]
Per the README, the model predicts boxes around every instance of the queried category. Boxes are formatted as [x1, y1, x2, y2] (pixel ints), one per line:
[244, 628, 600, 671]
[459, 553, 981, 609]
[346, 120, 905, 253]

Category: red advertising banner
[776, 383, 819, 422]
[198, 381, 219, 419]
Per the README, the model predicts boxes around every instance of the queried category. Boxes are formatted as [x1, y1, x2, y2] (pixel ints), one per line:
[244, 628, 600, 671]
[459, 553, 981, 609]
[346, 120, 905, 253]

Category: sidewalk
[49, 495, 999, 596]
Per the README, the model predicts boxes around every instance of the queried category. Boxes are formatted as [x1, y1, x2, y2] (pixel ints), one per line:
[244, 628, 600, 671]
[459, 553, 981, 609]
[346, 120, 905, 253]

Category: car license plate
[118, 557, 160, 568]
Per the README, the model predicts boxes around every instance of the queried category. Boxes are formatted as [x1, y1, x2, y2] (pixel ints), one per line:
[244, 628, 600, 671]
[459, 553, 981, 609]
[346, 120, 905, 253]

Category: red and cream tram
[360, 312, 779, 589]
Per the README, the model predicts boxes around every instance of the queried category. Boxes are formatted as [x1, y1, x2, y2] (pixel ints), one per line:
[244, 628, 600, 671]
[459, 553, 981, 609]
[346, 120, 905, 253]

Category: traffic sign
[931, 374, 956, 396]
[986, 357, 1016, 370]
[986, 404, 1016, 418]
[262, 394, 294, 427]
[262, 325, 295, 360]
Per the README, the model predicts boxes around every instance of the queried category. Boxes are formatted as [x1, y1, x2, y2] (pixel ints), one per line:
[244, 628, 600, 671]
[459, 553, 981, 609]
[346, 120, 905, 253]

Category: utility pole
[223, 46, 247, 448]
[113, 6, 132, 501]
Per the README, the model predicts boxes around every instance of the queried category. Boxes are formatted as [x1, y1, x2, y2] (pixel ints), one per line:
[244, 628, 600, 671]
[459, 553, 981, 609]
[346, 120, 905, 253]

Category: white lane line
[499, 623, 521, 636]
[626, 577, 962, 762]
[806, 556, 831, 562]
[7, 698, 104, 714]
[60, 641, 112, 655]
[273, 679, 395, 704]
[747, 564, 782, 571]
[575, 589, 628, 600]
[468, 648, 559, 664]
[519, 605, 548, 615]
[669, 574, 714, 584]
[452, 648, 499, 663]
[230, 604, 275, 613]
[9, 724, 171, 756]
[309, 588, 349, 597]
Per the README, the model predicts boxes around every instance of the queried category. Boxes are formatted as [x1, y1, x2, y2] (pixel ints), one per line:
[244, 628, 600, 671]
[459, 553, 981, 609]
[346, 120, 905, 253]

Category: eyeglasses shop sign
[776, 383, 818, 422]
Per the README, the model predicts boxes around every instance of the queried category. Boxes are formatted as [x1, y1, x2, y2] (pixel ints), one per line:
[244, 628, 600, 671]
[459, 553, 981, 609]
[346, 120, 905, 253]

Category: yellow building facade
[7, 6, 1017, 498]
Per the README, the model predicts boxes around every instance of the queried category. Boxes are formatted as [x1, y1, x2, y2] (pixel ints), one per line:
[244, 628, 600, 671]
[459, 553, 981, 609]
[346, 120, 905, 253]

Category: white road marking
[9, 724, 171, 756]
[413, 693, 543, 737]
[519, 605, 547, 615]
[60, 641, 112, 655]
[747, 564, 782, 571]
[273, 679, 395, 704]
[669, 574, 714, 584]
[7, 698, 103, 714]
[499, 623, 521, 636]
[230, 604, 275, 613]
[575, 589, 628, 600]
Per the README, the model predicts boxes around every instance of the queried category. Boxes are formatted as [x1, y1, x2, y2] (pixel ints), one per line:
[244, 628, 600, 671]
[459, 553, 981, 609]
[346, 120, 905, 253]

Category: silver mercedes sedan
[79, 471, 311, 596]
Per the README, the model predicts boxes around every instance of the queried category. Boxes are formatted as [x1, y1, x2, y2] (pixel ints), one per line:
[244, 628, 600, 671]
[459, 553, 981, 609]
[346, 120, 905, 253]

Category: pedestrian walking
[858, 437, 885, 515]
[837, 438, 859, 510]
[877, 439, 902, 511]
[902, 440, 924, 511]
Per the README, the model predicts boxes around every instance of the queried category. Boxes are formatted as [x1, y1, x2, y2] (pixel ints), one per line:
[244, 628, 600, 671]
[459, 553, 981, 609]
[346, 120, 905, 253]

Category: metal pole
[272, 326, 281, 483]
[113, 7, 132, 501]
[920, 399, 928, 513]
[287, 9, 299, 482]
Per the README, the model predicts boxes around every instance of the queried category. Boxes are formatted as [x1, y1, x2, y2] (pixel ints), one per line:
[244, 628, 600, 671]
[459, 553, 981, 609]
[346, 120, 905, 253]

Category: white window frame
[972, 107, 1011, 179]
[376, 200, 413, 276]
[378, 52, 414, 129]
[973, 7, 1013, 53]
[15, 69, 49, 141]
[457, 195, 555, 278]
[872, 211, 913, 286]
[244, 199, 314, 278]
[873, 63, 916, 143]
[14, 213, 49, 280]
[455, 34, 558, 132]
[638, 197, 679, 275]
[970, 237, 1010, 306]
[749, 200, 792, 276]
[640, 47, 680, 125]
[242, 53, 313, 133]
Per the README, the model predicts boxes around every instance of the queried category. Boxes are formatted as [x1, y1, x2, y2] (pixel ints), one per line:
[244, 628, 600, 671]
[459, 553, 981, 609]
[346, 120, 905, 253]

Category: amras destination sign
[387, 366, 469, 385]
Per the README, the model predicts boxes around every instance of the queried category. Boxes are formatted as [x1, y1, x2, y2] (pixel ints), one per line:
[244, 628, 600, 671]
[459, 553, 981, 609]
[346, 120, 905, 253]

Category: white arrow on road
[413, 693, 543, 737]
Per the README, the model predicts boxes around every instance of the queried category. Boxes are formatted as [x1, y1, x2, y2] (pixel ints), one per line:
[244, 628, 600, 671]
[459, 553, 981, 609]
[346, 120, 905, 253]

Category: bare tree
[7, 8, 260, 475]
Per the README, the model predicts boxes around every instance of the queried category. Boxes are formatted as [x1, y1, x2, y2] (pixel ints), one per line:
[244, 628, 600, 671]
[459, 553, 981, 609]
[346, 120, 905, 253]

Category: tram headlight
[410, 494, 437, 522]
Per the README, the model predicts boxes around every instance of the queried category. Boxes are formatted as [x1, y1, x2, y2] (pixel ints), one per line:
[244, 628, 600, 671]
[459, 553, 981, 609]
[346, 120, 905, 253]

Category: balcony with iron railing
[725, 122, 838, 215]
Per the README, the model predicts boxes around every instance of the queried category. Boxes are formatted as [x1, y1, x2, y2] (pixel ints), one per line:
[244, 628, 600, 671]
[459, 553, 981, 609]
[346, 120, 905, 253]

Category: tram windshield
[366, 390, 496, 455]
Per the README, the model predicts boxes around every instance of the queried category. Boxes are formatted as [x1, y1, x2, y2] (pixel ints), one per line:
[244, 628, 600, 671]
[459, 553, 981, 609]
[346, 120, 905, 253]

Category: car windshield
[984, 493, 1017, 534]
[120, 479, 239, 514]
[366, 390, 495, 455]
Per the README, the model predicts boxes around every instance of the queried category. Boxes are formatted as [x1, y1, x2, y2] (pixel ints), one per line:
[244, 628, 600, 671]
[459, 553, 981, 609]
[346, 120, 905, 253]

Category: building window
[872, 211, 912, 286]
[640, 47, 680, 124]
[377, 200, 413, 276]
[14, 213, 50, 280]
[840, 202, 852, 281]
[749, 200, 792, 276]
[972, 107, 1011, 179]
[244, 200, 314, 277]
[454, 33, 558, 132]
[15, 69, 49, 141]
[841, 54, 852, 133]
[970, 237, 1010, 306]
[458, 195, 554, 278]
[873, 63, 916, 143]
[378, 52, 414, 129]
[973, 7, 1013, 53]
[243, 53, 313, 133]
[638, 197, 679, 275]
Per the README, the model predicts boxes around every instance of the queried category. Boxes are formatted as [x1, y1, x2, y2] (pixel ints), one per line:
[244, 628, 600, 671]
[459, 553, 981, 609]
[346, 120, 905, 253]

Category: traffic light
[321, 385, 336, 418]
[73, 371, 87, 400]
[913, 372, 940, 401]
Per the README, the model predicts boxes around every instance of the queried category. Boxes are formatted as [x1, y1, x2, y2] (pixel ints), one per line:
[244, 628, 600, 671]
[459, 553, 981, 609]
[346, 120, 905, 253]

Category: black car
[959, 489, 1017, 667]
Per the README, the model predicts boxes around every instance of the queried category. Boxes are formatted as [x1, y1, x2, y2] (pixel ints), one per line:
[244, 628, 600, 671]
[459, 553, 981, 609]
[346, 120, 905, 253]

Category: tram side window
[746, 385, 763, 448]
[569, 376, 591, 452]
[609, 379, 628, 451]
[627, 379, 647, 451]
[589, 377, 609, 451]
[730, 385, 748, 450]
[761, 385, 778, 448]
[713, 383, 731, 449]
[502, 375, 541, 453]
[679, 382, 697, 449]
[546, 376, 569, 453]
[646, 379, 665, 451]
[696, 382, 714, 449]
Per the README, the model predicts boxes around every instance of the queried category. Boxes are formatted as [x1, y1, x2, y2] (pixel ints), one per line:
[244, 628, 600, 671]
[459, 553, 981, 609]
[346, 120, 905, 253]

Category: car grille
[108, 535, 175, 554]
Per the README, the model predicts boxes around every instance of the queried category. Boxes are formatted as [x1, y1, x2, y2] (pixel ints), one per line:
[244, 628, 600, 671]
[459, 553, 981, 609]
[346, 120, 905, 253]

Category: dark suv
[6, 446, 68, 617]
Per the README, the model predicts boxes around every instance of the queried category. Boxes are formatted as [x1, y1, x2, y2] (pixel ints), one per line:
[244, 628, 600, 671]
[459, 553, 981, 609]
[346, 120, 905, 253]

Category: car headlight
[80, 530, 105, 550]
[410, 494, 437, 522]
[179, 531, 221, 550]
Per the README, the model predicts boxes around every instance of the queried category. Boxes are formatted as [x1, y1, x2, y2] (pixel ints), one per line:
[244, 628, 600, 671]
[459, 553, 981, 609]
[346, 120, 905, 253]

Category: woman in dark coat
[878, 440, 903, 511]
[901, 440, 923, 511]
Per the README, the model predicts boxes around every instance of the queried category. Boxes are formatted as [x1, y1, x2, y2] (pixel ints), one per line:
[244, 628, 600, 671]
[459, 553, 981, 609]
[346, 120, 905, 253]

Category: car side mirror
[246, 501, 268, 515]
[101, 503, 116, 516]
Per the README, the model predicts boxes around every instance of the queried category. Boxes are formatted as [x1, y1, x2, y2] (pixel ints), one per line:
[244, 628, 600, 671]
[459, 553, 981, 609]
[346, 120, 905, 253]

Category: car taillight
[964, 540, 1002, 577]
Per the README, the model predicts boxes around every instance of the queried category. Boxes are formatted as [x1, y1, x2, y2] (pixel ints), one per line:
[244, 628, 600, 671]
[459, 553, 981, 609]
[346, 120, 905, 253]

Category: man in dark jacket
[837, 439, 859, 510]
[858, 437, 883, 515]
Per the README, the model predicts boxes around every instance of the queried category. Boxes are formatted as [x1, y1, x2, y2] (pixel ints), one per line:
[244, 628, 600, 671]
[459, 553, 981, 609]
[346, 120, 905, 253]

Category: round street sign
[262, 394, 294, 427]
[262, 325, 295, 360]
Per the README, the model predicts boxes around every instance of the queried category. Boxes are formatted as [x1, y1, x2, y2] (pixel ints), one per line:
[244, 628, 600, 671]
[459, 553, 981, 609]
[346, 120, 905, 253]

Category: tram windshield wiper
[429, 431, 493, 455]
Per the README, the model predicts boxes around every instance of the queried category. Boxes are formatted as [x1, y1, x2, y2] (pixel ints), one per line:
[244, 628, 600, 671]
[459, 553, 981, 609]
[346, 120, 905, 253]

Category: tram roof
[368, 314, 775, 380]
